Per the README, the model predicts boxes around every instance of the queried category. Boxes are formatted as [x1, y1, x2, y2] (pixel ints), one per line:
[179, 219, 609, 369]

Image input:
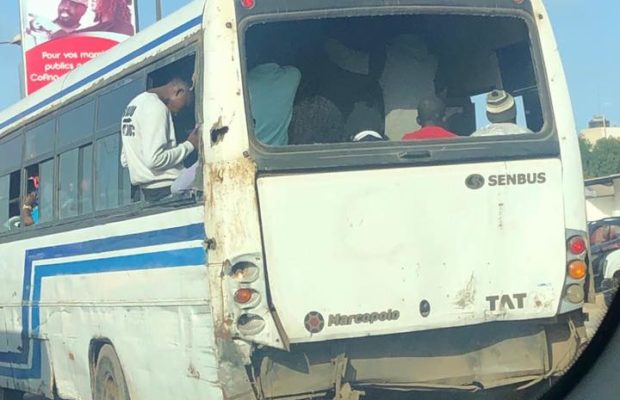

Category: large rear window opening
[244, 14, 545, 147]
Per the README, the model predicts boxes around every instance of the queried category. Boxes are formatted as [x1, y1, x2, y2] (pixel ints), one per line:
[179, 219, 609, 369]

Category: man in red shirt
[402, 97, 458, 140]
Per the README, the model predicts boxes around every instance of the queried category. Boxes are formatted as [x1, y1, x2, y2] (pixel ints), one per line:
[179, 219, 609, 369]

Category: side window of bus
[96, 79, 144, 209]
[58, 102, 95, 219]
[23, 159, 54, 226]
[23, 121, 56, 226]
[0, 135, 23, 232]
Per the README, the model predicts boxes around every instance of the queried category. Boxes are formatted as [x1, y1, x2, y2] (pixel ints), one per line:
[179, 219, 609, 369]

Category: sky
[0, 0, 618, 131]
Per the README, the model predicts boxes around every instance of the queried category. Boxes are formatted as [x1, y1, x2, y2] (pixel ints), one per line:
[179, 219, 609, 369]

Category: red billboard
[20, 0, 137, 94]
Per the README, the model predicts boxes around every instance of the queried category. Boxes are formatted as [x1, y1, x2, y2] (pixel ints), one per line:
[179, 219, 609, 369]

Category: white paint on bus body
[258, 159, 566, 342]
[0, 0, 590, 398]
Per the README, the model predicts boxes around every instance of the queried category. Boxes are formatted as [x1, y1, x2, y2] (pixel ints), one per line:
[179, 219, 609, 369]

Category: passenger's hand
[186, 125, 200, 149]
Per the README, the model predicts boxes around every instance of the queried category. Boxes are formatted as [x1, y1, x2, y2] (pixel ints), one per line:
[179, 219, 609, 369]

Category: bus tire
[93, 344, 131, 400]
[0, 388, 23, 400]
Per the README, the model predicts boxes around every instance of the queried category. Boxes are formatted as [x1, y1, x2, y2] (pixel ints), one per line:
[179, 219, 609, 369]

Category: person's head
[26, 175, 40, 205]
[289, 96, 345, 144]
[157, 77, 194, 114]
[486, 90, 517, 124]
[95, 0, 132, 24]
[56, 0, 88, 29]
[417, 97, 447, 127]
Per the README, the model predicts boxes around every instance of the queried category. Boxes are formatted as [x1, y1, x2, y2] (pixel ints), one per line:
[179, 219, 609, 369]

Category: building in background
[585, 174, 620, 221]
[581, 115, 620, 144]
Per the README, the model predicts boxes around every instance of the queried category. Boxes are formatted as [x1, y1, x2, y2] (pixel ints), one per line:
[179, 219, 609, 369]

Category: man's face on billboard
[56, 0, 88, 28]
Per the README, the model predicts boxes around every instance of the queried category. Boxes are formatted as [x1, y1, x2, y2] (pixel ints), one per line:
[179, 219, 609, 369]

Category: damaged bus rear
[202, 0, 589, 398]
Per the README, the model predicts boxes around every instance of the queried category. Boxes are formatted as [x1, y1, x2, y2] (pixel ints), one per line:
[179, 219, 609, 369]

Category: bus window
[59, 148, 79, 219]
[97, 79, 144, 132]
[58, 144, 94, 219]
[80, 144, 94, 214]
[0, 171, 22, 231]
[0, 135, 23, 231]
[25, 120, 55, 161]
[23, 160, 54, 226]
[95, 134, 122, 210]
[244, 14, 545, 144]
[0, 135, 23, 173]
[58, 101, 95, 148]
[0, 174, 13, 232]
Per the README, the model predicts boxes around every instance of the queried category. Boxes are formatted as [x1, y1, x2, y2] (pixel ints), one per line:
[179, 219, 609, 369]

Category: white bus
[0, 0, 590, 399]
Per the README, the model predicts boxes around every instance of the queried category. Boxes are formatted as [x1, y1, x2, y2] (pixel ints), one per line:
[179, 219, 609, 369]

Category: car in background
[589, 217, 620, 304]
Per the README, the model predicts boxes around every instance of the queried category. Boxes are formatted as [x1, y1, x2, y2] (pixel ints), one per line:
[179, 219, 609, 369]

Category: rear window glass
[0, 135, 23, 173]
[244, 14, 544, 146]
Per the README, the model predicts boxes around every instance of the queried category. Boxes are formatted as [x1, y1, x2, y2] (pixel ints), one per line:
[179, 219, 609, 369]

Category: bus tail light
[560, 230, 589, 313]
[234, 288, 254, 304]
[567, 236, 587, 255]
[240, 0, 255, 9]
[567, 260, 587, 280]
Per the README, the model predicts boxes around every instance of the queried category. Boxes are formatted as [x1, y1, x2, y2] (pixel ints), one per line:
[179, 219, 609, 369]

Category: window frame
[238, 7, 560, 172]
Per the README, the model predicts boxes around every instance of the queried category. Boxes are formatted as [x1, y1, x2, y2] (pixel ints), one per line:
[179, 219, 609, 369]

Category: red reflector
[240, 0, 255, 9]
[568, 236, 587, 255]
[234, 289, 253, 304]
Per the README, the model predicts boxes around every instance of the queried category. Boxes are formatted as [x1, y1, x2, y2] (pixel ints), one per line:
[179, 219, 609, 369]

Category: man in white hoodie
[120, 76, 199, 202]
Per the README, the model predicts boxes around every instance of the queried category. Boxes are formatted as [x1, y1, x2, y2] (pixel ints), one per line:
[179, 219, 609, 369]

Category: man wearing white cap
[472, 90, 533, 137]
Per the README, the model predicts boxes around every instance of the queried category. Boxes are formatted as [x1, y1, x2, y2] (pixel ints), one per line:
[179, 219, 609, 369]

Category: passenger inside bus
[402, 97, 458, 140]
[244, 14, 545, 145]
[472, 90, 533, 136]
[246, 27, 301, 146]
[122, 55, 199, 202]
[21, 175, 40, 227]
[288, 96, 345, 145]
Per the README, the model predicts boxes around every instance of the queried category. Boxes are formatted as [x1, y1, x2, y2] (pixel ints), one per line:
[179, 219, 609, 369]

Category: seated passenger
[472, 90, 534, 137]
[289, 96, 345, 144]
[248, 63, 301, 146]
[402, 97, 458, 141]
[22, 176, 40, 227]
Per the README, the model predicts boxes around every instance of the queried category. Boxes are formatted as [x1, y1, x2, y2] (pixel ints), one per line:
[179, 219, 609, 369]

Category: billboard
[20, 0, 137, 94]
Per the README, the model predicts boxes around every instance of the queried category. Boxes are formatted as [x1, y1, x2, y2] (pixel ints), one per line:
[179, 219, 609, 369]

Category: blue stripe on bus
[0, 15, 202, 132]
[0, 223, 206, 379]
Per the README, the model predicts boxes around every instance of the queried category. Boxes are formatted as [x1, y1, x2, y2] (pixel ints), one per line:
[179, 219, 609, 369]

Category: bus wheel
[93, 344, 131, 400]
[0, 388, 23, 400]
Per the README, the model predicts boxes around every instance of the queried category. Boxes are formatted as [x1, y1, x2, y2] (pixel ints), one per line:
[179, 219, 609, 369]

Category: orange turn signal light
[234, 289, 254, 304]
[568, 260, 587, 280]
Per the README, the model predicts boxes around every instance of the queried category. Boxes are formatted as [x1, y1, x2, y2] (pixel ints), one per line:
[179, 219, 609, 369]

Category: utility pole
[156, 0, 163, 21]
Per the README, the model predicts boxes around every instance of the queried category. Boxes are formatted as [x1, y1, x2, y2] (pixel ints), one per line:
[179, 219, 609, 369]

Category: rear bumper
[253, 314, 585, 398]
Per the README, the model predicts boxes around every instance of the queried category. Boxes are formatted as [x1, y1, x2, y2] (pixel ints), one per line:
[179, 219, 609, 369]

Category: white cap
[486, 90, 516, 115]
[352, 130, 384, 142]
